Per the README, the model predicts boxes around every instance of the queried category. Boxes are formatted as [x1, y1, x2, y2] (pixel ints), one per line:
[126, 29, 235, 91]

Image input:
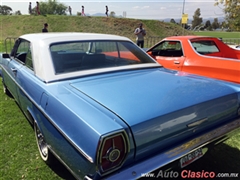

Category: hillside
[1, 15, 191, 44]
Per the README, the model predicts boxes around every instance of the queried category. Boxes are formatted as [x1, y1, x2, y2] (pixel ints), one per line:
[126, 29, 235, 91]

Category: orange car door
[155, 55, 185, 71]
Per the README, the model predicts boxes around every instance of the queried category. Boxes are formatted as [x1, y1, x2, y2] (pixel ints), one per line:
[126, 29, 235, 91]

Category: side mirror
[2, 53, 10, 59]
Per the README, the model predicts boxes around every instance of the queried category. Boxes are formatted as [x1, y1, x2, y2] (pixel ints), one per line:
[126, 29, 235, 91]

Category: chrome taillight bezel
[96, 130, 130, 175]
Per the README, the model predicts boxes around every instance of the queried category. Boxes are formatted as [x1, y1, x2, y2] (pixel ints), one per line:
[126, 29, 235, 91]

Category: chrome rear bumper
[85, 117, 240, 180]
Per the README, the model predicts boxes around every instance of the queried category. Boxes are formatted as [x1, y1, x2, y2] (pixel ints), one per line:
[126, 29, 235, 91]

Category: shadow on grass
[49, 143, 240, 180]
[184, 143, 240, 173]
[143, 143, 240, 180]
[48, 159, 76, 180]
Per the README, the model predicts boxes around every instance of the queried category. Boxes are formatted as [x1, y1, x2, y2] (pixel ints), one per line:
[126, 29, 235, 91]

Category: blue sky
[2, 0, 225, 20]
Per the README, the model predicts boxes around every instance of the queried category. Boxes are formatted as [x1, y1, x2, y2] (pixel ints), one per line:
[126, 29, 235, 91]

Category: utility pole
[182, 0, 185, 14]
[182, 0, 186, 35]
[123, 11, 127, 18]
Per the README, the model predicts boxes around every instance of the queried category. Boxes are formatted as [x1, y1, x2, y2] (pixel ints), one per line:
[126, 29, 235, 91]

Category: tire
[34, 122, 53, 164]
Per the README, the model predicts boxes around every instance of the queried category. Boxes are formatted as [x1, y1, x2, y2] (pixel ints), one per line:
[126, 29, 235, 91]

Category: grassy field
[1, 76, 240, 179]
[193, 31, 240, 39]
[0, 15, 189, 42]
[0, 15, 192, 49]
[0, 78, 75, 180]
[1, 15, 239, 49]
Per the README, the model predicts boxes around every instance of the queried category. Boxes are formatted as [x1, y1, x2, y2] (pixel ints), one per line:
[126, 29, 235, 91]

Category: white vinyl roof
[19, 33, 159, 83]
[20, 32, 131, 43]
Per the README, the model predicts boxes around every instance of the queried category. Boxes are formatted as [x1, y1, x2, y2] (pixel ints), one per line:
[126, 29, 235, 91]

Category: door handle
[174, 61, 180, 64]
[11, 68, 17, 72]
[11, 68, 17, 76]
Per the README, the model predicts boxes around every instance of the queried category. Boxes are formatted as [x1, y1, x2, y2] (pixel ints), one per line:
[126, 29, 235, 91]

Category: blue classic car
[1, 33, 240, 180]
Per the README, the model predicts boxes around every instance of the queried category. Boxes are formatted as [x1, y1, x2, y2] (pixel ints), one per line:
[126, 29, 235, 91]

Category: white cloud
[133, 6, 140, 9]
[133, 5, 150, 10]
[142, 6, 150, 9]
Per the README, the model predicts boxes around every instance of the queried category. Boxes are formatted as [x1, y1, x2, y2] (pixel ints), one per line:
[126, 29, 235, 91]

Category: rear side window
[25, 49, 34, 70]
[16, 41, 30, 54]
[190, 40, 219, 55]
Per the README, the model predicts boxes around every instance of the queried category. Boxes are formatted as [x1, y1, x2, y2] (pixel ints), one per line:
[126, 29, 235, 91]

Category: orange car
[147, 36, 240, 84]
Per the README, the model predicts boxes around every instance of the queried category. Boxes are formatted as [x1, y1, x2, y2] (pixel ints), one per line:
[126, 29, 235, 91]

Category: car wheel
[3, 83, 12, 97]
[34, 122, 53, 164]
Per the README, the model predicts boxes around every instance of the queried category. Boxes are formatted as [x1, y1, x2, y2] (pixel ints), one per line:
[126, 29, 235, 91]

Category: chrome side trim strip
[187, 117, 208, 128]
[2, 69, 94, 163]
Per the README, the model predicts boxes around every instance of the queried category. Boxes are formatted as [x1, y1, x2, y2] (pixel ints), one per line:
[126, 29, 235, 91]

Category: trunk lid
[70, 68, 240, 159]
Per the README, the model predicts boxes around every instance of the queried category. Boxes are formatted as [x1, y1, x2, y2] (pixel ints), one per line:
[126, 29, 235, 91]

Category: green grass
[193, 31, 240, 45]
[193, 31, 240, 38]
[0, 78, 75, 180]
[0, 77, 240, 179]
[1, 15, 240, 48]
[0, 39, 16, 53]
[0, 15, 190, 45]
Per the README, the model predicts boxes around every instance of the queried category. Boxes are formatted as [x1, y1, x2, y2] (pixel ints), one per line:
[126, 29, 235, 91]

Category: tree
[33, 0, 68, 15]
[170, 19, 176, 23]
[14, 10, 22, 15]
[109, 11, 116, 17]
[220, 21, 228, 29]
[215, 0, 240, 31]
[0, 5, 13, 15]
[191, 8, 203, 29]
[205, 20, 212, 31]
[212, 18, 220, 30]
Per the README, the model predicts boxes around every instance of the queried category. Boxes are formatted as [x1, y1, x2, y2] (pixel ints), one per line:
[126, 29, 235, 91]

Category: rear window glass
[50, 40, 155, 74]
[190, 40, 220, 55]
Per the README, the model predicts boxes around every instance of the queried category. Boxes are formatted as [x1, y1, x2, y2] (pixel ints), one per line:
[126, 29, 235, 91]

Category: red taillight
[97, 131, 129, 174]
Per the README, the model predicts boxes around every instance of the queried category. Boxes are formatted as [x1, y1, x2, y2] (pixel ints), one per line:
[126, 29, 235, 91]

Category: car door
[147, 41, 185, 71]
[3, 39, 29, 103]
[16, 44, 44, 121]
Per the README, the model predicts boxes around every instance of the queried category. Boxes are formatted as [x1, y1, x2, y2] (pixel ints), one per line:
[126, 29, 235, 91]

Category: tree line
[0, 0, 116, 17]
[189, 0, 239, 31]
[170, 0, 239, 32]
[191, 8, 225, 31]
